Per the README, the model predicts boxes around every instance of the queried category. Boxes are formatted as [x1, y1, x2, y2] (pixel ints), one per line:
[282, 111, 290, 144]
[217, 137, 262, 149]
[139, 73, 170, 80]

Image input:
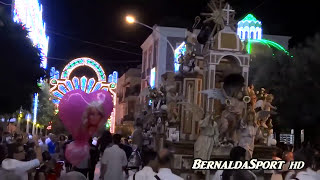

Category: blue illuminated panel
[53, 91, 64, 99]
[72, 77, 80, 90]
[58, 84, 68, 94]
[80, 76, 87, 92]
[86, 78, 95, 93]
[92, 82, 102, 92]
[65, 80, 74, 91]
[108, 74, 113, 83]
[52, 99, 60, 104]
[112, 71, 118, 84]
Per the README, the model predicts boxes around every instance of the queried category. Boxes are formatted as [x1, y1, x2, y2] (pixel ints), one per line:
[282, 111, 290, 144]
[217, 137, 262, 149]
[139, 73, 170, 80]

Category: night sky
[7, 0, 320, 75]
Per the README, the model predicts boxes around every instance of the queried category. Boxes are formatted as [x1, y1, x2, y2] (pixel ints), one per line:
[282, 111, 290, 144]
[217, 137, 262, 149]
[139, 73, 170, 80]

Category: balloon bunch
[59, 90, 113, 166]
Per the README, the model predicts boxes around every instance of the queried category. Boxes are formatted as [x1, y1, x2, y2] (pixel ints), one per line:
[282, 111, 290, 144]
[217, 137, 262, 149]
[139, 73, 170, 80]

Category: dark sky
[31, 0, 320, 75]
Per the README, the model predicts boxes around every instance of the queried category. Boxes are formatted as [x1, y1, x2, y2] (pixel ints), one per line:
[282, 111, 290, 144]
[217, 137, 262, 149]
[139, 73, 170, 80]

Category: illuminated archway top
[61, 57, 106, 82]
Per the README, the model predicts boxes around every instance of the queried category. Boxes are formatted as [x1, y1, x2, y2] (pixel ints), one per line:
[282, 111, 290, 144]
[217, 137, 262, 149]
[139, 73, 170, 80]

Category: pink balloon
[59, 90, 114, 140]
[65, 141, 90, 166]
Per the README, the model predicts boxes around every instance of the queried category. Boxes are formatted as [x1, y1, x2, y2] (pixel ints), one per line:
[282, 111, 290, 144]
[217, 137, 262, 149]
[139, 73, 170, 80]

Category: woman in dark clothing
[63, 134, 73, 172]
[88, 137, 99, 180]
[97, 130, 112, 155]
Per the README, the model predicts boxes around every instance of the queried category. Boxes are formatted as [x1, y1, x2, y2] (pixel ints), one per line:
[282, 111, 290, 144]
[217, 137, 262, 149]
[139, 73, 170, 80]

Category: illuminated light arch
[13, 0, 49, 69]
[246, 39, 289, 55]
[50, 57, 118, 133]
[61, 57, 107, 81]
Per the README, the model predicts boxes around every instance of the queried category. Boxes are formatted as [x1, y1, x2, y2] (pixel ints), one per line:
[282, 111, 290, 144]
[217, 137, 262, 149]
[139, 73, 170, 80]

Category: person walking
[100, 134, 127, 180]
[154, 148, 183, 180]
[129, 150, 157, 180]
[88, 137, 99, 180]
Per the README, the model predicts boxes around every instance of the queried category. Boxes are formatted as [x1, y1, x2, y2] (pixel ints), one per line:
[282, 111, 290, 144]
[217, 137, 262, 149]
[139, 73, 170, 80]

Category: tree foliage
[0, 8, 45, 114]
[250, 34, 320, 131]
[37, 81, 55, 125]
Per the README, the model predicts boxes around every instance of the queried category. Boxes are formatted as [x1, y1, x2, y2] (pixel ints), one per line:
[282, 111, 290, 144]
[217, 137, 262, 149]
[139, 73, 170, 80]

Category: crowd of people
[0, 124, 183, 180]
[1, 126, 320, 180]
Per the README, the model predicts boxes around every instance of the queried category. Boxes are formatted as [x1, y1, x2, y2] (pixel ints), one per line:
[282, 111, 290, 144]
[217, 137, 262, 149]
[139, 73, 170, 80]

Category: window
[241, 31, 243, 39]
[256, 31, 259, 39]
[245, 31, 248, 39]
[251, 32, 254, 39]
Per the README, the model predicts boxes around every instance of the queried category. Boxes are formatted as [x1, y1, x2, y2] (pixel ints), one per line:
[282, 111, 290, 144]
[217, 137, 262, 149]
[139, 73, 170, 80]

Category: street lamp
[126, 16, 135, 24]
[125, 15, 175, 53]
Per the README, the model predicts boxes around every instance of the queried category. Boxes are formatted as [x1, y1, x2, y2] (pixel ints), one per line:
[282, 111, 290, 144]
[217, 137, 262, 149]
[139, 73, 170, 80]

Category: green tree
[37, 81, 55, 126]
[0, 7, 45, 114]
[251, 34, 320, 143]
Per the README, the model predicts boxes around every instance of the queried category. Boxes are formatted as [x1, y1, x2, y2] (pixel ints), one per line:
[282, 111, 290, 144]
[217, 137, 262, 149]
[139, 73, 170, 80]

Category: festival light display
[12, 0, 49, 69]
[174, 42, 187, 72]
[150, 68, 156, 88]
[237, 14, 289, 55]
[32, 93, 38, 134]
[246, 39, 289, 55]
[50, 57, 117, 133]
[237, 14, 262, 40]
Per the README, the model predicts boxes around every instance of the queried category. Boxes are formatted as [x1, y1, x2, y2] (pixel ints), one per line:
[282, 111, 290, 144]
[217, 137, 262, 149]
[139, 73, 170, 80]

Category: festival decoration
[59, 90, 113, 165]
[237, 14, 262, 40]
[236, 13, 289, 55]
[50, 57, 117, 133]
[13, 0, 49, 69]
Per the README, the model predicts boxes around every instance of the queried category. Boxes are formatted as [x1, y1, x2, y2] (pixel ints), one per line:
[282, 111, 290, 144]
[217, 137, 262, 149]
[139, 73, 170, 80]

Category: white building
[140, 26, 196, 89]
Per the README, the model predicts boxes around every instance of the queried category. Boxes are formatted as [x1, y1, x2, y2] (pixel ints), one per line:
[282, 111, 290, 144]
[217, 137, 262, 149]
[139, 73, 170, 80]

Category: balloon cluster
[59, 90, 113, 166]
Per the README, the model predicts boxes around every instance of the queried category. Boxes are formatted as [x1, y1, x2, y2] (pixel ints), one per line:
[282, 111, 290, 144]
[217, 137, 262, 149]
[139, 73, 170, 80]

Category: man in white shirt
[0, 144, 41, 180]
[100, 134, 127, 180]
[129, 150, 157, 180]
[154, 148, 183, 180]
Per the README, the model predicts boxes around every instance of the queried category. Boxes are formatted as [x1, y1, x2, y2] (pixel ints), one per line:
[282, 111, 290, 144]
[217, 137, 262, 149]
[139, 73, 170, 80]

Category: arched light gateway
[50, 57, 118, 133]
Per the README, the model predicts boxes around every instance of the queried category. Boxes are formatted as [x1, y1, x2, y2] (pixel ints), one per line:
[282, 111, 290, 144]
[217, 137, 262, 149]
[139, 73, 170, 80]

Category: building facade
[140, 26, 188, 90]
[115, 66, 141, 125]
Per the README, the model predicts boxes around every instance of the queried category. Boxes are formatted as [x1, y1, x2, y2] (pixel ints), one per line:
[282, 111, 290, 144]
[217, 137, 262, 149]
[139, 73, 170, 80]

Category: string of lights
[47, 30, 142, 56]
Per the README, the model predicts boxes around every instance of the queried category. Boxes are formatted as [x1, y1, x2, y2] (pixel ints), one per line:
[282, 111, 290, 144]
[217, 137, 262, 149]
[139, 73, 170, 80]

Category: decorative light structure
[50, 57, 117, 133]
[174, 42, 187, 72]
[246, 39, 289, 55]
[237, 14, 289, 55]
[12, 0, 49, 69]
[150, 67, 156, 88]
[32, 93, 38, 135]
[237, 14, 262, 40]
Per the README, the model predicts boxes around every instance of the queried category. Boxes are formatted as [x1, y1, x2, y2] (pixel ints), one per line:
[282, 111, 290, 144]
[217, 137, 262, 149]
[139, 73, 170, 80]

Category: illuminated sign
[50, 57, 117, 133]
[13, 0, 49, 69]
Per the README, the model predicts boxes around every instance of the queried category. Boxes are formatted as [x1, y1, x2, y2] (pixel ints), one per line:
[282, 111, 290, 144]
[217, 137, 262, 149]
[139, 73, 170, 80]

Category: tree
[0, 7, 45, 114]
[251, 34, 320, 143]
[37, 81, 55, 126]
